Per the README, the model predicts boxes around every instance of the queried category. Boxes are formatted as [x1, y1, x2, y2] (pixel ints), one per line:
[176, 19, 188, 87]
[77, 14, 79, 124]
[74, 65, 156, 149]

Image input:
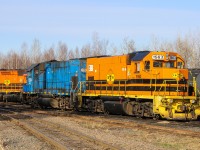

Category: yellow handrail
[79, 80, 128, 96]
[157, 79, 181, 96]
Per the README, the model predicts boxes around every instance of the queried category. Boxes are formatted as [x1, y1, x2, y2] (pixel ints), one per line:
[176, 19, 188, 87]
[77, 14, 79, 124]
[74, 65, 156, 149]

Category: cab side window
[145, 61, 150, 70]
[153, 61, 162, 67]
[177, 62, 183, 69]
[135, 62, 140, 72]
[166, 62, 174, 68]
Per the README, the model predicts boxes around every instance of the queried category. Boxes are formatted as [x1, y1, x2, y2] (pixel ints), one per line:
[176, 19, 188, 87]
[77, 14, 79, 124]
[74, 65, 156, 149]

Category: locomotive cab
[124, 51, 189, 96]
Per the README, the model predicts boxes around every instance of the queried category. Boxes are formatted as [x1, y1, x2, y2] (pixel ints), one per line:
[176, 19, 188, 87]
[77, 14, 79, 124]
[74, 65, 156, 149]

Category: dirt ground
[0, 113, 200, 150]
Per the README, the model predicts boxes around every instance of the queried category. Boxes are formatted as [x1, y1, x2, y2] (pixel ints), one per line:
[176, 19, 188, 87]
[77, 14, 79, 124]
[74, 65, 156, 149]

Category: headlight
[167, 99, 173, 103]
[190, 99, 196, 104]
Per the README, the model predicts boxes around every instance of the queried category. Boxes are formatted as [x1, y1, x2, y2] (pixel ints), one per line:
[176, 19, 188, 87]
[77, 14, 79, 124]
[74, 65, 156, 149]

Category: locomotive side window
[144, 61, 150, 70]
[34, 70, 39, 74]
[177, 62, 183, 69]
[135, 62, 140, 72]
[153, 61, 162, 67]
[165, 62, 174, 68]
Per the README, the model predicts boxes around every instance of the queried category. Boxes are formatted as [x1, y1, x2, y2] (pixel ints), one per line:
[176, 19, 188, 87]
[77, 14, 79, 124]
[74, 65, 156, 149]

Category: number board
[152, 55, 164, 60]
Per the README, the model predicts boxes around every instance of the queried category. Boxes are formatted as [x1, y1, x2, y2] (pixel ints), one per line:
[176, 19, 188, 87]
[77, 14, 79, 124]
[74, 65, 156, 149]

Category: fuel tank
[1, 94, 20, 102]
[104, 101, 126, 115]
[37, 98, 59, 108]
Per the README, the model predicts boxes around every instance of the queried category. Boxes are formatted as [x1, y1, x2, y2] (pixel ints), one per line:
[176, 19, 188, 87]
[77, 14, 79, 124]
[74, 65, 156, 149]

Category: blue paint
[23, 59, 86, 96]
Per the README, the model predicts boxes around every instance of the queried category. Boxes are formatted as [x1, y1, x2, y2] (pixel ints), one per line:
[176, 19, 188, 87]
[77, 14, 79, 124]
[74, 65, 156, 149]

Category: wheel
[153, 114, 160, 120]
[104, 109, 109, 115]
[197, 116, 200, 121]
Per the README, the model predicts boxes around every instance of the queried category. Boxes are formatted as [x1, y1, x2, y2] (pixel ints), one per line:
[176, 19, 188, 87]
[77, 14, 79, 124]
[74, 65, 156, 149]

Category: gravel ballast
[1, 111, 200, 150]
[0, 119, 53, 150]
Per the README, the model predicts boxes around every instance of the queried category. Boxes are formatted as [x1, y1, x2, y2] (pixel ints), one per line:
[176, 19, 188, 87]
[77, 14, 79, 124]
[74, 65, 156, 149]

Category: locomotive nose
[172, 72, 183, 80]
[172, 69, 188, 81]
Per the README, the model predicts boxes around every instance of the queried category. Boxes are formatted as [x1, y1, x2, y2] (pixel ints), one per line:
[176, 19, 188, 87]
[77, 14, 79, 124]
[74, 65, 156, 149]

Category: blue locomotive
[22, 59, 86, 109]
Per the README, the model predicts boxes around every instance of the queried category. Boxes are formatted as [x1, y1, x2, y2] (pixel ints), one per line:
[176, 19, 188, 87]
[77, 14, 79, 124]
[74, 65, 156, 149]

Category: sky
[0, 0, 200, 54]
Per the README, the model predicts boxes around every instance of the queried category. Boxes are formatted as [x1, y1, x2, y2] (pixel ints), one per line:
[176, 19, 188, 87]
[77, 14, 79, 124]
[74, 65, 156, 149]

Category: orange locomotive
[86, 51, 187, 96]
[78, 51, 200, 120]
[0, 70, 27, 102]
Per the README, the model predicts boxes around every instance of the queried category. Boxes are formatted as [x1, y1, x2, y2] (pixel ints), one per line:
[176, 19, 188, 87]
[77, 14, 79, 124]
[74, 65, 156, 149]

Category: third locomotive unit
[0, 69, 26, 102]
[21, 51, 200, 120]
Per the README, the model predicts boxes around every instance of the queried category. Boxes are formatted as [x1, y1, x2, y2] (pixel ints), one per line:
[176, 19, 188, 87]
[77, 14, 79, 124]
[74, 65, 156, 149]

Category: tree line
[0, 32, 199, 69]
[150, 32, 200, 68]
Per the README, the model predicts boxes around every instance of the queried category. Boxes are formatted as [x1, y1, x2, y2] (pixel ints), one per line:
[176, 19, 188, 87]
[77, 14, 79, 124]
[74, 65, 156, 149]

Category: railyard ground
[0, 109, 200, 150]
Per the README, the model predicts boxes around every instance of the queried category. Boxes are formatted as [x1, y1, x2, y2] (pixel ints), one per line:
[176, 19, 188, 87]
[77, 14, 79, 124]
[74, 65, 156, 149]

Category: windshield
[165, 62, 174, 68]
[177, 62, 183, 69]
[153, 61, 175, 68]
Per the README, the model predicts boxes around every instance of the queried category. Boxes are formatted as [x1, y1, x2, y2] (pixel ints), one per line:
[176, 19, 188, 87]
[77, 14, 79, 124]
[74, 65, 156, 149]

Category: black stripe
[86, 86, 187, 92]
[86, 79, 187, 84]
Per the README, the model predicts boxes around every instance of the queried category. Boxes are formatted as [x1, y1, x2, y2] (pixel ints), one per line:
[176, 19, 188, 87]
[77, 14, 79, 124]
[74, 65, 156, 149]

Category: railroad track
[0, 108, 122, 150]
[31, 110, 200, 138]
[2, 102, 200, 148]
[73, 115, 200, 138]
[0, 109, 66, 150]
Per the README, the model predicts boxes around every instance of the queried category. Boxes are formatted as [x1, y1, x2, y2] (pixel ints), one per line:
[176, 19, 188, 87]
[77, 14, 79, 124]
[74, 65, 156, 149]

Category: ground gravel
[30, 113, 200, 150]
[0, 119, 53, 150]
[1, 111, 200, 150]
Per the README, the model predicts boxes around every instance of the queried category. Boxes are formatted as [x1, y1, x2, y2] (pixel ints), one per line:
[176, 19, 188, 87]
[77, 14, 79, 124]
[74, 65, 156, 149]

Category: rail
[0, 108, 122, 150]
[0, 109, 68, 150]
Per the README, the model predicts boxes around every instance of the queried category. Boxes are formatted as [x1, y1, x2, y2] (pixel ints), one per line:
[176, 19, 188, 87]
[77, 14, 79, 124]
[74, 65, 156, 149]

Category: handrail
[0, 83, 24, 93]
[157, 79, 180, 96]
[77, 79, 186, 97]
[189, 71, 199, 96]
[78, 80, 128, 96]
[25, 78, 190, 97]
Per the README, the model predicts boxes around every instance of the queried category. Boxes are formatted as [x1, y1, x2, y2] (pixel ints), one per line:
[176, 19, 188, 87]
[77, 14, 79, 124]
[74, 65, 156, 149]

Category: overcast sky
[0, 0, 200, 53]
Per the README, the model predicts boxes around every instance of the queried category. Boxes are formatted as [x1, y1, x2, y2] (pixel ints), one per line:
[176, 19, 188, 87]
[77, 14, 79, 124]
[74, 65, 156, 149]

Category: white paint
[152, 55, 164, 60]
[88, 65, 93, 71]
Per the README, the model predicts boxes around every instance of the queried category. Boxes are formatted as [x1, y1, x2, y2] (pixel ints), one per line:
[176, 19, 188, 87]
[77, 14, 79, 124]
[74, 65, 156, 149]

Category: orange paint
[0, 70, 27, 93]
[85, 51, 188, 96]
